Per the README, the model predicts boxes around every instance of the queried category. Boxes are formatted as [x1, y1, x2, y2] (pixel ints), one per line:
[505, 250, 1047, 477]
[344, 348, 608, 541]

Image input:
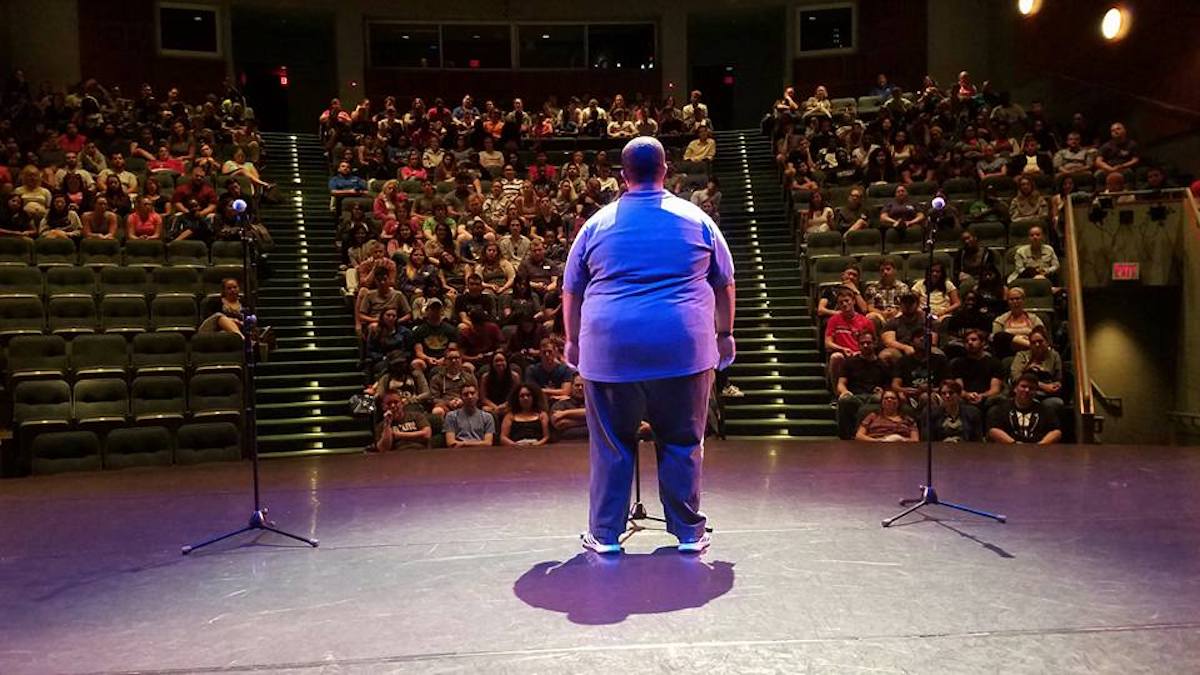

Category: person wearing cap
[411, 298, 459, 371]
[564, 136, 735, 555]
[879, 290, 928, 365]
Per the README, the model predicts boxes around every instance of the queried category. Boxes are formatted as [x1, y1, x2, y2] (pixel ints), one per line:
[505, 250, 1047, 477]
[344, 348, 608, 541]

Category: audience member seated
[682, 127, 716, 168]
[880, 292, 929, 364]
[357, 267, 411, 337]
[1009, 175, 1049, 222]
[834, 187, 870, 233]
[429, 348, 477, 417]
[991, 286, 1044, 356]
[891, 331, 948, 412]
[550, 374, 589, 440]
[1007, 136, 1053, 176]
[1008, 325, 1064, 419]
[374, 391, 433, 451]
[0, 193, 37, 237]
[526, 339, 574, 400]
[919, 380, 980, 441]
[443, 383, 495, 447]
[1094, 122, 1139, 179]
[986, 373, 1062, 445]
[458, 309, 504, 368]
[125, 196, 163, 240]
[864, 257, 909, 328]
[950, 329, 1005, 414]
[39, 194, 82, 239]
[480, 351, 520, 419]
[500, 383, 552, 447]
[910, 261, 959, 323]
[364, 307, 413, 379]
[954, 193, 1002, 249]
[199, 277, 247, 336]
[81, 196, 119, 239]
[975, 144, 1008, 181]
[799, 191, 835, 239]
[1053, 132, 1095, 176]
[817, 265, 868, 320]
[172, 166, 219, 221]
[412, 300, 459, 372]
[855, 390, 918, 442]
[835, 331, 890, 439]
[824, 289, 875, 386]
[1008, 225, 1059, 286]
[879, 185, 926, 232]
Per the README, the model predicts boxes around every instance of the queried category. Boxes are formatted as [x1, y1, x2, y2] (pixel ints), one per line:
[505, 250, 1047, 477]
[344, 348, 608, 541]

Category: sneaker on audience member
[721, 384, 744, 398]
[678, 532, 711, 553]
[580, 532, 622, 555]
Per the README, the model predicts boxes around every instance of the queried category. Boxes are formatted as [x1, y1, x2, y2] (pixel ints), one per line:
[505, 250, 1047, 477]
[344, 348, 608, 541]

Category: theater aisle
[252, 132, 373, 455]
[711, 130, 836, 438]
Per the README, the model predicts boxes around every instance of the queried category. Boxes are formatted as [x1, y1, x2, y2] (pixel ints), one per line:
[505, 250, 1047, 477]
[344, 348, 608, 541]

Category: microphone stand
[183, 209, 319, 554]
[882, 198, 1007, 528]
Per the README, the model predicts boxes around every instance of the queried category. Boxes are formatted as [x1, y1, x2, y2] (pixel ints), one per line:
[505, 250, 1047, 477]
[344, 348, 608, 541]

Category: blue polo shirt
[564, 188, 734, 383]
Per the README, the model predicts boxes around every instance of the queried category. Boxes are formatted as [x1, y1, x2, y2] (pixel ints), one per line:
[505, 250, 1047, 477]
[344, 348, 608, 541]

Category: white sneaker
[721, 385, 745, 398]
[678, 532, 711, 553]
[580, 532, 622, 555]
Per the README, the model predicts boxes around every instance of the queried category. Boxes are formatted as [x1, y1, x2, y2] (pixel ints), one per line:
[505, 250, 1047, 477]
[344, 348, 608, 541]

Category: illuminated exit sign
[1112, 262, 1140, 281]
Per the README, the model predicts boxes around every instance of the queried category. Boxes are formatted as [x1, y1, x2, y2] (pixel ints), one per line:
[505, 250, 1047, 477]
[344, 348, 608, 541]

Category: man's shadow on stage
[513, 548, 735, 625]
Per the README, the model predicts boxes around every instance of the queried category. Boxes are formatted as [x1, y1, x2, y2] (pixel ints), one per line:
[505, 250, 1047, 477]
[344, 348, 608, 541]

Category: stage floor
[1, 440, 1199, 674]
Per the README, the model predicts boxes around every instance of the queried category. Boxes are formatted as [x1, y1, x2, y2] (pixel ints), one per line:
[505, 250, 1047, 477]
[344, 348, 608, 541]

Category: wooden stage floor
[1, 440, 1198, 674]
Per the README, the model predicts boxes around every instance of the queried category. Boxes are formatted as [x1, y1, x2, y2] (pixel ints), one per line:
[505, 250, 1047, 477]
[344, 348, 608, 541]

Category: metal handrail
[1063, 194, 1095, 441]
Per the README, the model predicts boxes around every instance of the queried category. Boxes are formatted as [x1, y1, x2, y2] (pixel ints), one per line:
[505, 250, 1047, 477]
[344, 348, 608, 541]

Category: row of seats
[0, 237, 245, 269]
[0, 295, 221, 337]
[12, 373, 243, 428]
[3, 332, 243, 384]
[22, 423, 241, 474]
[805, 219, 1045, 259]
[0, 264, 243, 303]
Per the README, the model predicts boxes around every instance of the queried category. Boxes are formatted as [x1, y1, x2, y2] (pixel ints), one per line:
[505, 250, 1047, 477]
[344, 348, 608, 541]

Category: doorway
[231, 8, 336, 132]
[687, 7, 786, 129]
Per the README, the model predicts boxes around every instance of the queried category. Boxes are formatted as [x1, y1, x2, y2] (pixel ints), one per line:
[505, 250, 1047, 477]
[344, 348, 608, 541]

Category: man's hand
[717, 334, 736, 370]
[564, 340, 580, 369]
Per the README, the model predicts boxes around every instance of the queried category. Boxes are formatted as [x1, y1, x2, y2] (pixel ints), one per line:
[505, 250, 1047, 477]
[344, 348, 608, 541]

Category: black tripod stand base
[881, 486, 1007, 528]
[182, 509, 319, 555]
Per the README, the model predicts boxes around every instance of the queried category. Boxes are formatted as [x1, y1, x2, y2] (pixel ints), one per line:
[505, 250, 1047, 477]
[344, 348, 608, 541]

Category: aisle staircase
[252, 132, 373, 455]
[711, 130, 836, 439]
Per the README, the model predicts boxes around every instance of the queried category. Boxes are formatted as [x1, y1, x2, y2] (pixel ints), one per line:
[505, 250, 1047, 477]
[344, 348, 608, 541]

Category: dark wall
[77, 1, 226, 99]
[1012, 0, 1200, 140]
[363, 69, 660, 110]
[231, 7, 336, 132]
[688, 6, 786, 129]
[791, 0, 928, 96]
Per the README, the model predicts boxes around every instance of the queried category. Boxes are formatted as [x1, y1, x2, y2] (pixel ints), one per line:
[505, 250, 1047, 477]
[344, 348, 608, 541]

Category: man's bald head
[621, 136, 666, 188]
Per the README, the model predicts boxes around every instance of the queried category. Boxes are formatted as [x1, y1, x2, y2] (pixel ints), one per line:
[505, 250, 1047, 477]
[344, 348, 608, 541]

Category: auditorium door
[231, 8, 336, 132]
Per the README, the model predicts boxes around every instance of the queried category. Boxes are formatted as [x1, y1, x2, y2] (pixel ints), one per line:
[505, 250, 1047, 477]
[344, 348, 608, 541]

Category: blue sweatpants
[584, 370, 713, 544]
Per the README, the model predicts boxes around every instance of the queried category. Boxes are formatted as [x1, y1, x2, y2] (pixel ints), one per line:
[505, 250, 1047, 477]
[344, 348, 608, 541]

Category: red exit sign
[1112, 262, 1140, 281]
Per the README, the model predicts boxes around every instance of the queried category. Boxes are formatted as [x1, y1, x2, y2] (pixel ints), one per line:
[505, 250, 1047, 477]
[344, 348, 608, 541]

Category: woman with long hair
[143, 176, 170, 214]
[399, 246, 438, 299]
[437, 249, 470, 295]
[855, 390, 918, 442]
[0, 193, 37, 237]
[911, 261, 960, 321]
[60, 172, 90, 211]
[800, 190, 835, 240]
[373, 179, 406, 237]
[364, 306, 412, 377]
[126, 195, 164, 240]
[81, 195, 118, 239]
[39, 193, 81, 239]
[480, 351, 520, 418]
[864, 147, 896, 184]
[500, 382, 551, 446]
[475, 241, 515, 295]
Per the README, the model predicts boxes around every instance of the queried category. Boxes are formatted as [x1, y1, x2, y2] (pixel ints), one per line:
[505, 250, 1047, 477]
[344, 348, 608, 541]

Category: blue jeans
[584, 370, 714, 544]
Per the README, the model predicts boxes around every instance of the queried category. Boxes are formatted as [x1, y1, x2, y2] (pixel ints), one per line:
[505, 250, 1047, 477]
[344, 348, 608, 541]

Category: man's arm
[562, 290, 583, 367]
[375, 419, 393, 453]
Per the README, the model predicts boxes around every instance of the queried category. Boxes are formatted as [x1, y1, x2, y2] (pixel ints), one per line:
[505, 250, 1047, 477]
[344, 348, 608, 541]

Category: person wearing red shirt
[824, 288, 875, 387]
[57, 122, 87, 154]
[171, 166, 219, 218]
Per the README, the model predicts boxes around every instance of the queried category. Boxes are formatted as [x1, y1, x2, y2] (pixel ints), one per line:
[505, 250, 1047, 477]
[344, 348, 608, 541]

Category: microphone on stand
[926, 195, 946, 250]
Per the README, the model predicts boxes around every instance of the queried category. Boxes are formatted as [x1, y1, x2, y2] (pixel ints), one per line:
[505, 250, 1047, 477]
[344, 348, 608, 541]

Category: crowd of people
[0, 72, 272, 249]
[327, 91, 722, 451]
[764, 70, 1162, 444]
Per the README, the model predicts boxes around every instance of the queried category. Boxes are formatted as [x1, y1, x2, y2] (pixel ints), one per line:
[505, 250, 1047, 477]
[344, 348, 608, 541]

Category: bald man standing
[564, 137, 736, 554]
